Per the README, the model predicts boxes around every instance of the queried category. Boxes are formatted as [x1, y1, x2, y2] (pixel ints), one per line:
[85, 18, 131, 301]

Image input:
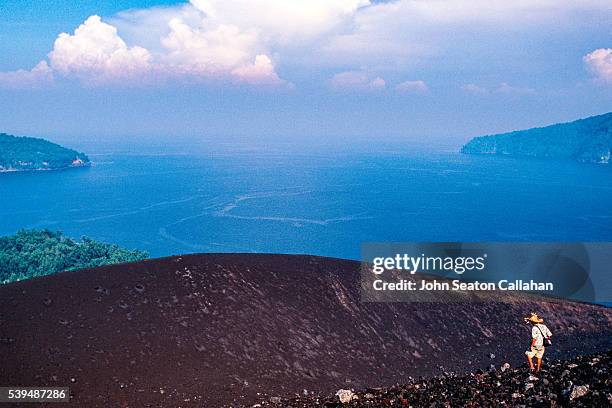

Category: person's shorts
[526, 347, 544, 359]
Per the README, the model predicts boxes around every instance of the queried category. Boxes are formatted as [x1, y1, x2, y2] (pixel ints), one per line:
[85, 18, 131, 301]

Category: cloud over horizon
[0, 0, 610, 90]
[395, 80, 428, 94]
[330, 70, 385, 91]
[0, 61, 53, 90]
[49, 16, 153, 85]
[584, 48, 612, 85]
[461, 82, 536, 95]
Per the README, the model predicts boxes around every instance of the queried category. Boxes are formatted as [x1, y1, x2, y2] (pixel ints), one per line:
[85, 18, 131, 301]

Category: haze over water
[2, 141, 612, 261]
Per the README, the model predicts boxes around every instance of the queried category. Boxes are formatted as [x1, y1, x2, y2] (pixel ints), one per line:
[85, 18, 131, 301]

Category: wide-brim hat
[524, 313, 544, 323]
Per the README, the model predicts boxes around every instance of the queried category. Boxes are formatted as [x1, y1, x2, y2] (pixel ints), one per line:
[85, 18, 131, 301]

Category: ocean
[2, 142, 612, 261]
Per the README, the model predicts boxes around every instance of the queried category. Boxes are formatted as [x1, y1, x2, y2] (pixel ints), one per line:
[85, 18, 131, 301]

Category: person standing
[524, 313, 552, 372]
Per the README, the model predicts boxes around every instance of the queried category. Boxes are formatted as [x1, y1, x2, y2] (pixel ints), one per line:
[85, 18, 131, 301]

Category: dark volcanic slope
[1, 254, 611, 407]
[248, 351, 612, 407]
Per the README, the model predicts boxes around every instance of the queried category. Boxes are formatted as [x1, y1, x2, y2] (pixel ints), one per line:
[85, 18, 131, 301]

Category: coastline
[0, 162, 91, 173]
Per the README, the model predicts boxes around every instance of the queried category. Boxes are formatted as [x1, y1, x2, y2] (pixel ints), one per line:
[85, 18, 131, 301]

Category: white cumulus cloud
[157, 17, 290, 86]
[0, 61, 53, 90]
[584, 48, 612, 84]
[396, 80, 428, 94]
[320, 0, 612, 67]
[461, 82, 535, 95]
[189, 0, 370, 44]
[461, 83, 489, 95]
[1, 0, 611, 89]
[0, 0, 373, 88]
[45, 3, 298, 87]
[231, 55, 289, 86]
[330, 70, 385, 91]
[48, 15, 152, 85]
[160, 19, 258, 75]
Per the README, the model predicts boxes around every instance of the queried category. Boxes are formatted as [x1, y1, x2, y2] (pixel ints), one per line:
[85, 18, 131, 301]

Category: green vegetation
[461, 112, 612, 164]
[0, 230, 148, 284]
[0, 133, 89, 172]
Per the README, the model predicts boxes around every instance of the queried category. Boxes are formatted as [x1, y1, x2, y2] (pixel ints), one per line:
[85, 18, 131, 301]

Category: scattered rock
[335, 389, 354, 403]
[3, 254, 612, 408]
[570, 385, 589, 400]
[247, 351, 612, 408]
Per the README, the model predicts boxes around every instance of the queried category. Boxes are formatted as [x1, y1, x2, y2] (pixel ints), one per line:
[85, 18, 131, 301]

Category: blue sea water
[2, 142, 612, 261]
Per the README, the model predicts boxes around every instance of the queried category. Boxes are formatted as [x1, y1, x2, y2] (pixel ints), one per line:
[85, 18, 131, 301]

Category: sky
[0, 0, 610, 147]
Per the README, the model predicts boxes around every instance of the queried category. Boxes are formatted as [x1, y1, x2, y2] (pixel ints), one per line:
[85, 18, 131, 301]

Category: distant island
[0, 133, 90, 172]
[461, 112, 612, 164]
[0, 230, 148, 284]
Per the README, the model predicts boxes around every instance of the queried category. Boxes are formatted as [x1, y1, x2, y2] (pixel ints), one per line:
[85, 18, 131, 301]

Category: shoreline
[0, 163, 91, 173]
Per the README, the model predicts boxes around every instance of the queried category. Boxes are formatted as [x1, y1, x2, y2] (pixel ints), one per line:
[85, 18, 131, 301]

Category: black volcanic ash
[1, 254, 611, 407]
[248, 350, 612, 407]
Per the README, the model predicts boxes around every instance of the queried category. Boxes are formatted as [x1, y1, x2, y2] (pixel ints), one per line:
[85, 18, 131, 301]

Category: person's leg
[527, 357, 534, 370]
[536, 357, 542, 372]
[535, 348, 544, 372]
[526, 351, 535, 370]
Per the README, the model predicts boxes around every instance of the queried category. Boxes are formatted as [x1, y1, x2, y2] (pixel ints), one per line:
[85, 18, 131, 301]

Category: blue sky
[0, 0, 610, 146]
